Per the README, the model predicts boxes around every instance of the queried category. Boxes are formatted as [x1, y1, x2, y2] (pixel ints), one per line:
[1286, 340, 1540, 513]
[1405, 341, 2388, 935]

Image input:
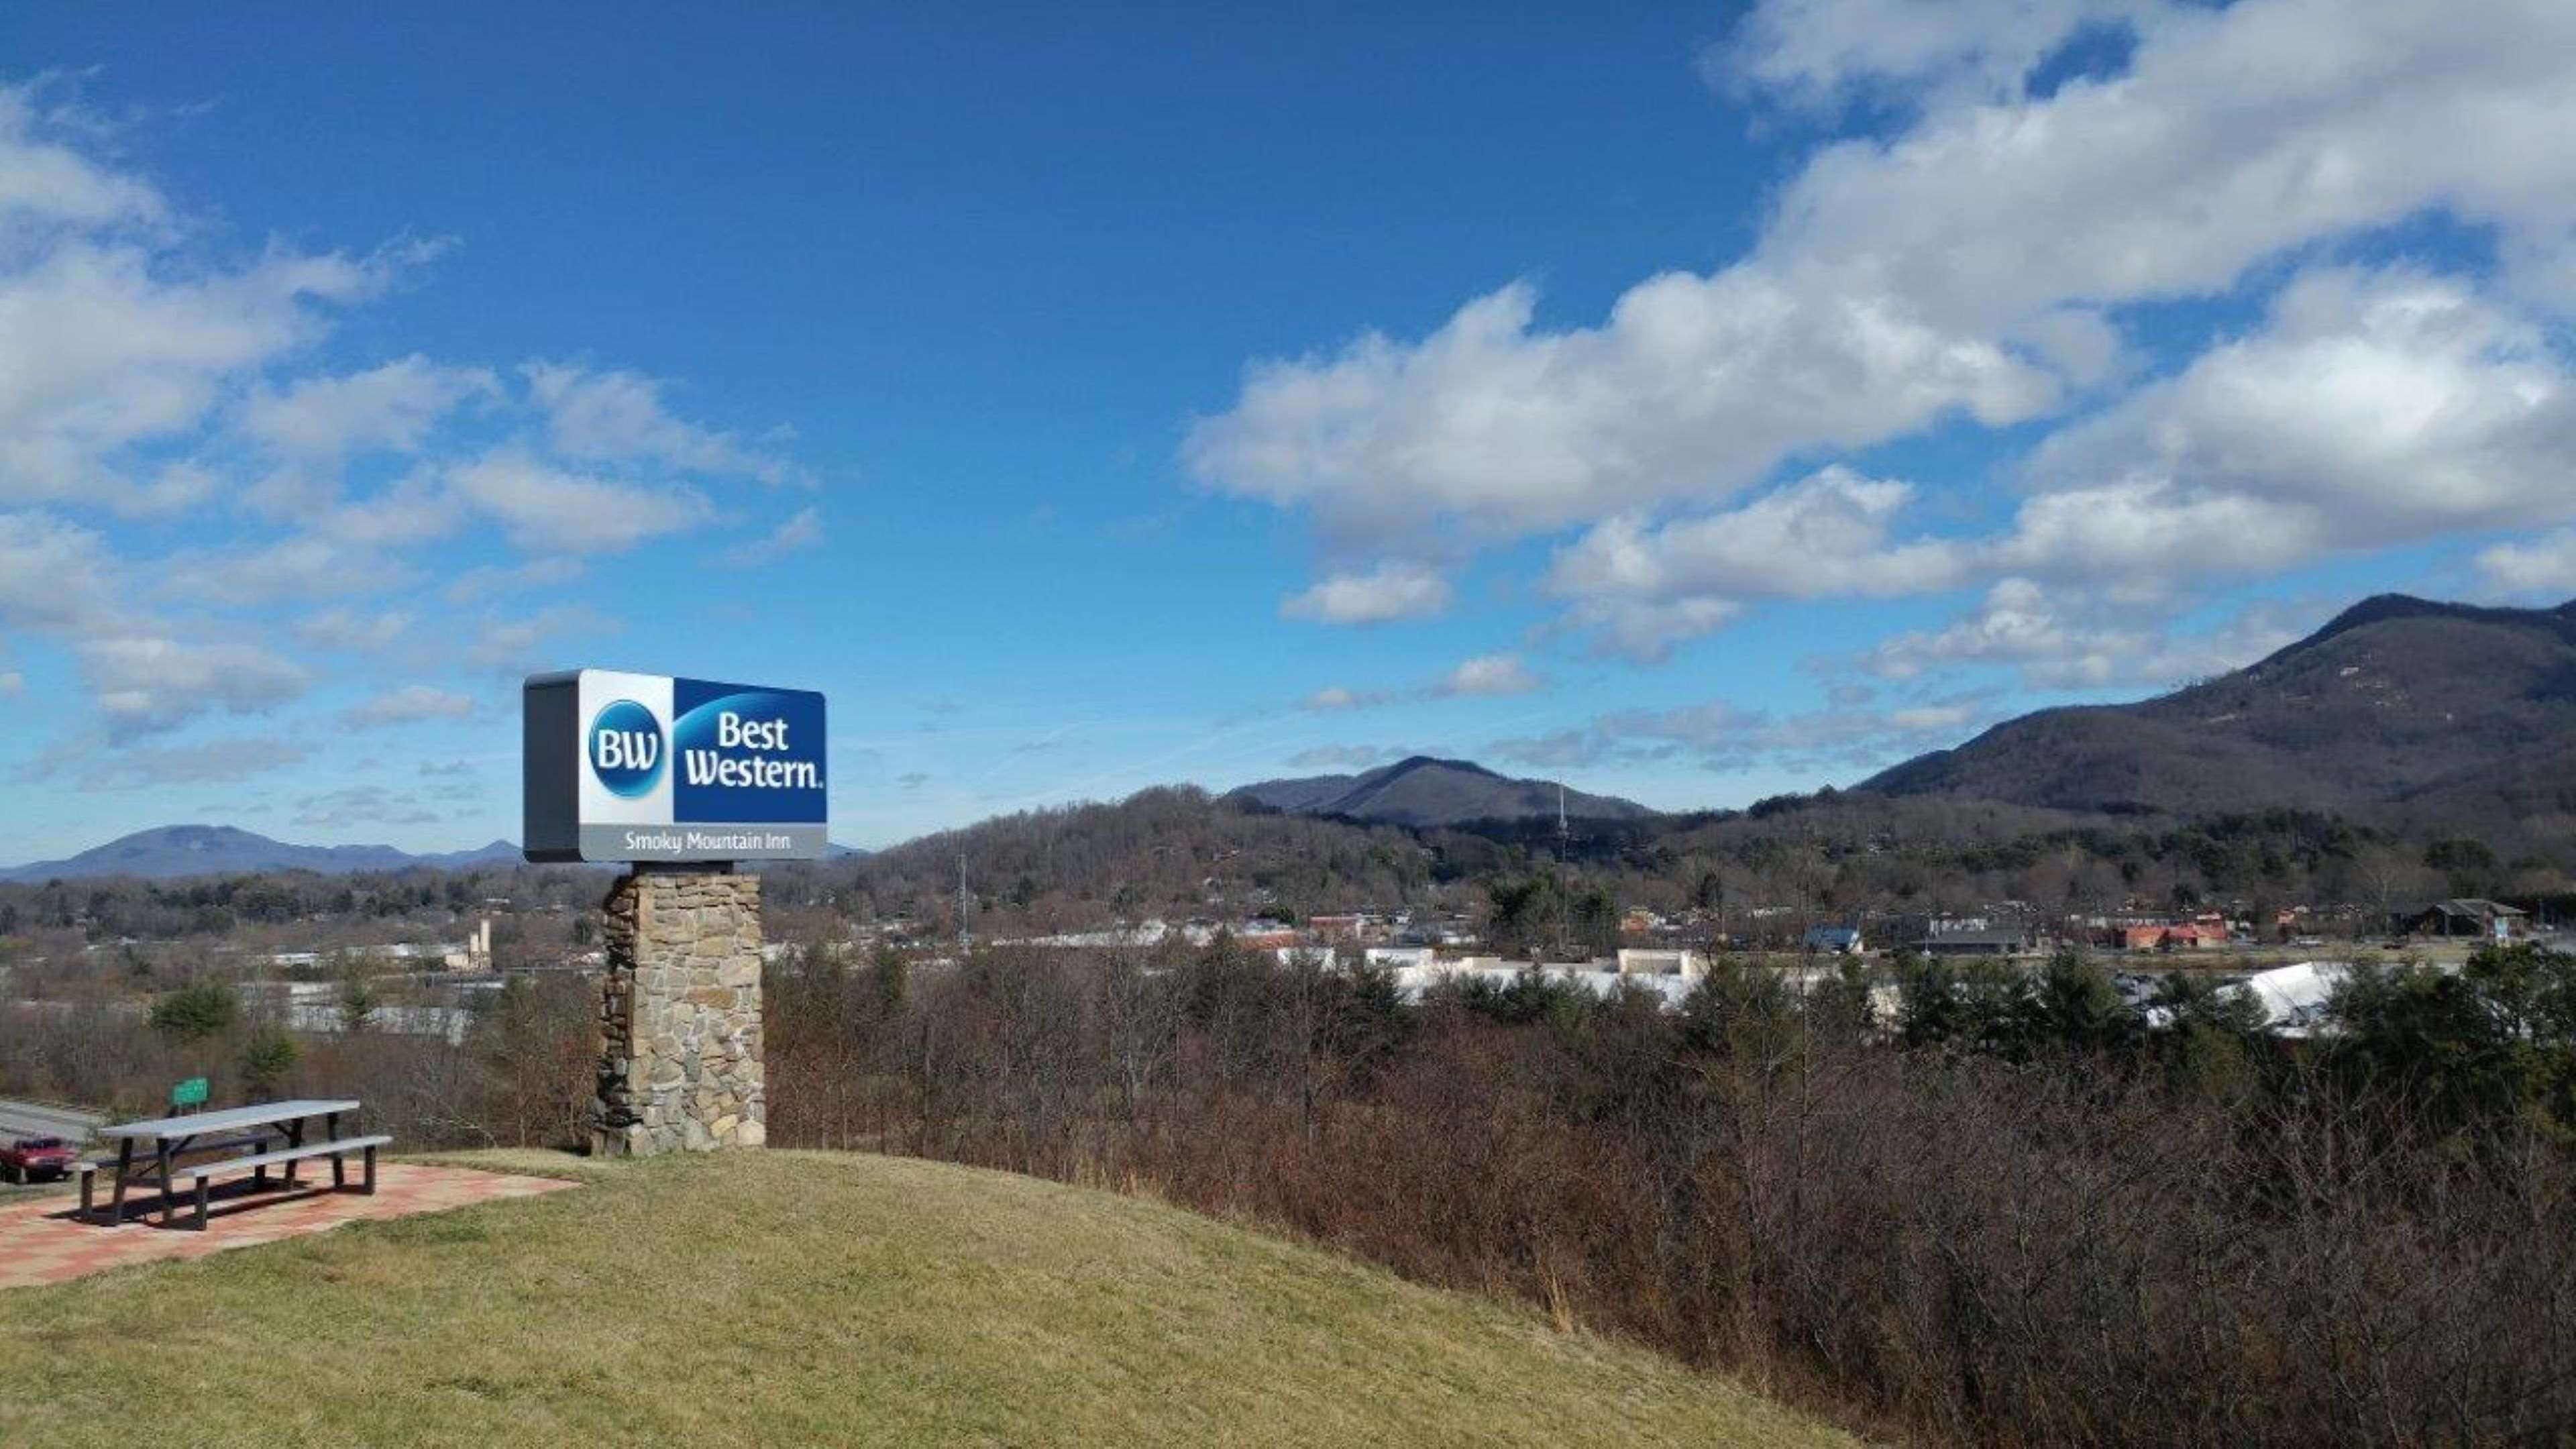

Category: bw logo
[587, 698, 665, 798]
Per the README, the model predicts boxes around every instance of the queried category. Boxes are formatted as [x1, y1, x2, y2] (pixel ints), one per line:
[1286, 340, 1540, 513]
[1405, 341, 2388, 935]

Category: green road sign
[170, 1077, 209, 1109]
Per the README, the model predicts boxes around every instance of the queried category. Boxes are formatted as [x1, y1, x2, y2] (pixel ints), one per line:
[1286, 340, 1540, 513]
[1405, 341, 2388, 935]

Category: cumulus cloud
[76, 636, 309, 740]
[719, 506, 824, 567]
[1998, 268, 2576, 584]
[0, 509, 122, 634]
[60, 735, 318, 790]
[291, 784, 440, 828]
[2477, 530, 2576, 598]
[0, 127, 427, 513]
[1862, 580, 2318, 689]
[1283, 744, 1420, 770]
[1280, 560, 1452, 624]
[1438, 653, 1541, 698]
[1193, 0, 2576, 658]
[240, 354, 495, 458]
[521, 361, 801, 485]
[291, 607, 411, 653]
[445, 448, 713, 555]
[1191, 279, 2053, 549]
[463, 606, 610, 674]
[1548, 467, 1974, 657]
[1303, 652, 1545, 711]
[158, 533, 415, 608]
[1490, 688, 2002, 775]
[343, 684, 476, 728]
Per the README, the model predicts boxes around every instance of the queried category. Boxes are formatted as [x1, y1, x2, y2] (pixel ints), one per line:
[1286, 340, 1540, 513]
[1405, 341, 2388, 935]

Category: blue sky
[3, 1, 2573, 859]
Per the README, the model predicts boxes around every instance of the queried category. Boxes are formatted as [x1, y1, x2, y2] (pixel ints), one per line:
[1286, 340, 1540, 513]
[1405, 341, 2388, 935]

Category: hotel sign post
[522, 669, 827, 865]
[525, 668, 820, 1155]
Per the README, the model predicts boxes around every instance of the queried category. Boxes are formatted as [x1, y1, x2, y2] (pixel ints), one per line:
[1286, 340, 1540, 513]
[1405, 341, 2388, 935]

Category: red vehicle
[1, 1136, 78, 1185]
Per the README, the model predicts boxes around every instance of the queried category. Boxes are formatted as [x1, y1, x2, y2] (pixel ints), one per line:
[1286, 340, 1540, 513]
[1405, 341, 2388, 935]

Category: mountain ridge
[1228, 755, 1655, 828]
[0, 826, 869, 883]
[1858, 592, 2576, 843]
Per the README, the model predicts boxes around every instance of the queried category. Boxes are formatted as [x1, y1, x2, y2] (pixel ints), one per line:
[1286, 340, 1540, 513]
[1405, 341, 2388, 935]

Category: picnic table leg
[80, 1168, 95, 1220]
[282, 1118, 306, 1186]
[193, 1174, 209, 1231]
[328, 1112, 345, 1189]
[156, 1140, 176, 1228]
[362, 1143, 378, 1195]
[106, 1140, 132, 1226]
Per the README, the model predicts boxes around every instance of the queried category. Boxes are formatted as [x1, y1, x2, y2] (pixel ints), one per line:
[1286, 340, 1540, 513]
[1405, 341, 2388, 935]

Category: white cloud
[2475, 530, 2576, 598]
[0, 80, 820, 786]
[0, 83, 166, 229]
[1283, 744, 1419, 770]
[1863, 579, 2316, 689]
[75, 635, 309, 740]
[1547, 467, 1974, 657]
[63, 735, 317, 790]
[1191, 278, 2053, 549]
[0, 670, 20, 698]
[1999, 268, 2576, 584]
[1193, 0, 2576, 653]
[464, 605, 610, 674]
[445, 448, 712, 555]
[521, 361, 800, 484]
[1746, 0, 2576, 325]
[240, 354, 495, 458]
[291, 608, 412, 653]
[0, 224, 420, 511]
[0, 509, 122, 634]
[1438, 653, 1540, 698]
[1303, 651, 1544, 712]
[440, 557, 585, 604]
[1540, 265, 2576, 656]
[290, 784, 439, 828]
[1280, 560, 1452, 625]
[343, 684, 475, 728]
[1491, 689, 2002, 775]
[719, 506, 823, 567]
[159, 534, 414, 608]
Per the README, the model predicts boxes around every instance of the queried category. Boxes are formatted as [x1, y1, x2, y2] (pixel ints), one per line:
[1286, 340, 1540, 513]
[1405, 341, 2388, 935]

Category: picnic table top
[97, 1099, 361, 1141]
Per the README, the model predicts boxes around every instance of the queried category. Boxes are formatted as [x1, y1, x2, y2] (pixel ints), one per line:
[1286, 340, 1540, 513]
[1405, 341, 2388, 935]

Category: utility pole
[957, 851, 970, 952]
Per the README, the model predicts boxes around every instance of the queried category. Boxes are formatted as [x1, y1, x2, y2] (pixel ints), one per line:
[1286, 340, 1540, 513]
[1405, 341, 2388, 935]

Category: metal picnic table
[85, 1099, 382, 1229]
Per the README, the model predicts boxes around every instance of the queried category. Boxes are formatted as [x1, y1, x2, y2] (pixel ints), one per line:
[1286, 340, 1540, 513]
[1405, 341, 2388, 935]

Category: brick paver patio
[0, 1163, 577, 1288]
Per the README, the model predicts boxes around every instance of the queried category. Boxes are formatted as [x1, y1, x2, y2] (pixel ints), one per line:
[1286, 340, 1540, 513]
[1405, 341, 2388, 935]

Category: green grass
[0, 1150, 1855, 1448]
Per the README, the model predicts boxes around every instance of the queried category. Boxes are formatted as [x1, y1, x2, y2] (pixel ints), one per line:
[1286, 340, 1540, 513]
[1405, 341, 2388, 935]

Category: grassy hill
[0, 1151, 1851, 1448]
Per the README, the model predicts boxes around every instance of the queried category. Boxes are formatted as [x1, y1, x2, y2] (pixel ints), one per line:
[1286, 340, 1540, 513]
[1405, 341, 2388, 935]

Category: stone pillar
[592, 868, 767, 1156]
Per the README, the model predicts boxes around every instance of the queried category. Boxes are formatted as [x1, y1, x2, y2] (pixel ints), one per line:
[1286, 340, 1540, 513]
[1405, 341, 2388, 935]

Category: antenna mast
[957, 851, 969, 951]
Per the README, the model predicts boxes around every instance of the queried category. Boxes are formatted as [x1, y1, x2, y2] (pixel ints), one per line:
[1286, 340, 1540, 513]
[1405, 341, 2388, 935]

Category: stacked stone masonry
[592, 869, 767, 1156]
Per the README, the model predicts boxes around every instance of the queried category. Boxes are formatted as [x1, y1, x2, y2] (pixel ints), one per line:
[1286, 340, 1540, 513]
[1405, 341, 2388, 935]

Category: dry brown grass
[0, 1150, 1854, 1448]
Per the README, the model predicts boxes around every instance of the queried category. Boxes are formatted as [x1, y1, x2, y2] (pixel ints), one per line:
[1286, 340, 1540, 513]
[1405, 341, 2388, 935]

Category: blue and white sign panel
[523, 669, 828, 863]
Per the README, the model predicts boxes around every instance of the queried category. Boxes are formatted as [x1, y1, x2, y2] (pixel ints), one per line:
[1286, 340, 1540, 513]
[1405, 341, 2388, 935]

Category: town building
[2405, 899, 2530, 941]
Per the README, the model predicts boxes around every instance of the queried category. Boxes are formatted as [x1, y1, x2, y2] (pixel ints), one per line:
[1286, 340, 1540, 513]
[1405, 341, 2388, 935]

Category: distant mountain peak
[2269, 592, 2576, 667]
[1, 826, 525, 883]
[1379, 755, 1499, 781]
[1860, 590, 2576, 843]
[1228, 757, 1650, 829]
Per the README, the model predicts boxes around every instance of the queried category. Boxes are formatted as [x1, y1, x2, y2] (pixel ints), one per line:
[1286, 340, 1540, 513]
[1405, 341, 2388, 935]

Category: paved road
[0, 1097, 106, 1146]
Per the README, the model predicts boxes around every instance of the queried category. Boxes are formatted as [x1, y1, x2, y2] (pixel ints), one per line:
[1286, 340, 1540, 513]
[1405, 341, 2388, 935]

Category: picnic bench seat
[83, 1101, 387, 1229]
[164, 1134, 390, 1228]
[72, 1134, 278, 1218]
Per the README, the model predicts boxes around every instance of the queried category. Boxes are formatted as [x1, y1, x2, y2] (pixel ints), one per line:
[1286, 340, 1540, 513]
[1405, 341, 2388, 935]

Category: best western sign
[523, 669, 828, 863]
